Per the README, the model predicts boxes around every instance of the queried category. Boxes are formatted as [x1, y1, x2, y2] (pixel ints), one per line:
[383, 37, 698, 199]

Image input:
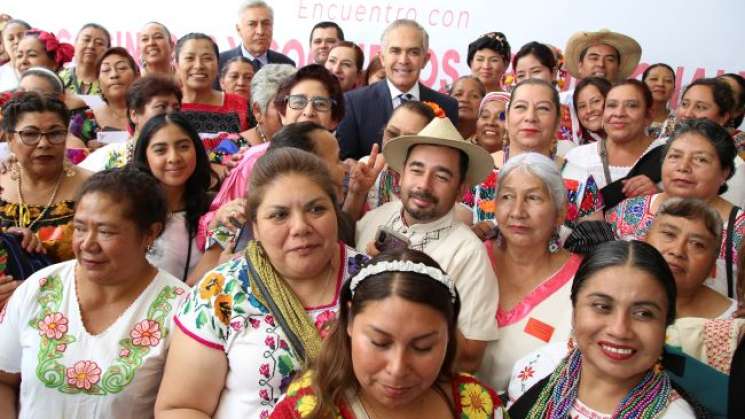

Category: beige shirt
[356, 201, 500, 341]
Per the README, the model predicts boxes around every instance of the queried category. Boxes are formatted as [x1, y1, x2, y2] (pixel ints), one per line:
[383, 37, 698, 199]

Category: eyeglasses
[10, 129, 68, 146]
[286, 95, 335, 112]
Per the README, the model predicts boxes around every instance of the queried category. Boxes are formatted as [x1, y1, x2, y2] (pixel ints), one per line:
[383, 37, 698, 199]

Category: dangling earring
[548, 228, 561, 253]
[653, 355, 664, 374]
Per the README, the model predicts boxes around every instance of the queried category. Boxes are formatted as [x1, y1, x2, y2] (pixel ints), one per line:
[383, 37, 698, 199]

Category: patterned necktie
[396, 93, 414, 108]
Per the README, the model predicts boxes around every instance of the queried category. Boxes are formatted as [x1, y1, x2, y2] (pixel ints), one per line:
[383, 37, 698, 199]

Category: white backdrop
[5, 0, 745, 106]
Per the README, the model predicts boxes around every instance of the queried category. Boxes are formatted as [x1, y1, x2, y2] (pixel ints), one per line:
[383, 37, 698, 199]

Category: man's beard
[402, 189, 440, 223]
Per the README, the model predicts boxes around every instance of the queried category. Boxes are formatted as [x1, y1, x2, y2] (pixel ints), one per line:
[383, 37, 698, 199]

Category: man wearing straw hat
[561, 28, 642, 144]
[355, 116, 499, 371]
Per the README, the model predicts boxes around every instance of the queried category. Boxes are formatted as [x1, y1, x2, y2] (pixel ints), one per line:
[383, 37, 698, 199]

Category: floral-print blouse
[175, 243, 367, 419]
[462, 166, 603, 226]
[0, 260, 186, 419]
[270, 371, 506, 419]
[0, 198, 76, 262]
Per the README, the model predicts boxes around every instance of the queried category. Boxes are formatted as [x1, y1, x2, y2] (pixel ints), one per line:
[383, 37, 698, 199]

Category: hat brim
[383, 135, 495, 187]
[564, 31, 642, 82]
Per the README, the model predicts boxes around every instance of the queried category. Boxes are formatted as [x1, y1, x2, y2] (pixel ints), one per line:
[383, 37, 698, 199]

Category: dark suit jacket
[215, 46, 296, 88]
[336, 80, 458, 160]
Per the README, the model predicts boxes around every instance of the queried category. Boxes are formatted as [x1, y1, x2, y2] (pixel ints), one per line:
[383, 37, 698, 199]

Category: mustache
[409, 190, 438, 204]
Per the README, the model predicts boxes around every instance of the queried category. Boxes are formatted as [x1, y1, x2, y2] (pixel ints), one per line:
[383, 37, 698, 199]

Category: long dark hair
[131, 112, 211, 239]
[307, 248, 461, 419]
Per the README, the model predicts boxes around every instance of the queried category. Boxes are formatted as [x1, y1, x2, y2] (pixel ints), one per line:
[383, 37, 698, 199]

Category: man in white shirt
[356, 117, 498, 371]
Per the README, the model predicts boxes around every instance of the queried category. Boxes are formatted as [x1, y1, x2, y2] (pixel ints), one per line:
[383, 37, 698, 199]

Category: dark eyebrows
[368, 325, 439, 341]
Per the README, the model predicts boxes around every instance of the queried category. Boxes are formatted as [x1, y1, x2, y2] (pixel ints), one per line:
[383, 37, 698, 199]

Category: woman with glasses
[272, 64, 345, 132]
[0, 92, 91, 306]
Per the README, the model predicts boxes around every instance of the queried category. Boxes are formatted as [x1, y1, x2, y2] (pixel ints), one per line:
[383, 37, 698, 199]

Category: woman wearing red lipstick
[508, 240, 700, 419]
[270, 249, 508, 419]
[609, 119, 744, 300]
[131, 112, 212, 283]
[156, 148, 366, 419]
[478, 153, 581, 394]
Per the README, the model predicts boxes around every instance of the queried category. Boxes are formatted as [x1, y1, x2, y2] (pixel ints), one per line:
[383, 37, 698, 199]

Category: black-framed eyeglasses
[286, 95, 335, 112]
[10, 129, 68, 146]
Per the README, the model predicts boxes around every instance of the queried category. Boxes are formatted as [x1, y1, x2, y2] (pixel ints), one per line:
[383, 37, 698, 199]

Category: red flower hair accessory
[29, 29, 74, 69]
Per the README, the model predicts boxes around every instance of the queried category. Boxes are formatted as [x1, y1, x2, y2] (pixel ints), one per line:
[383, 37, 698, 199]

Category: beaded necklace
[526, 348, 672, 419]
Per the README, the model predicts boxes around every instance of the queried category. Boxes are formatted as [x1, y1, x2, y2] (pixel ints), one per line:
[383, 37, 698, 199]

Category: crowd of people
[0, 1, 744, 418]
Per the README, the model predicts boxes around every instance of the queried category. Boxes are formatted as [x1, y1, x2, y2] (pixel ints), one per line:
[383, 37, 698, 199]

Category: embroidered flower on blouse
[214, 294, 233, 325]
[314, 310, 337, 339]
[296, 394, 318, 417]
[66, 360, 102, 390]
[287, 371, 313, 396]
[199, 272, 225, 300]
[265, 336, 276, 349]
[56, 343, 67, 352]
[259, 363, 271, 378]
[38, 312, 69, 339]
[130, 319, 162, 347]
[460, 383, 493, 419]
[517, 365, 535, 382]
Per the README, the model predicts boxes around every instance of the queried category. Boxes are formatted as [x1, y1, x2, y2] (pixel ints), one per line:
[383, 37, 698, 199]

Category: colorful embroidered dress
[270, 371, 507, 419]
[0, 199, 76, 262]
[607, 194, 745, 297]
[0, 260, 186, 419]
[78, 140, 133, 172]
[59, 68, 102, 96]
[175, 243, 367, 419]
[462, 167, 602, 226]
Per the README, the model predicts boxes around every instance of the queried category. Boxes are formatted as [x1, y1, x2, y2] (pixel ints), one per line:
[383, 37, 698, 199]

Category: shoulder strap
[726, 206, 740, 298]
[244, 261, 307, 361]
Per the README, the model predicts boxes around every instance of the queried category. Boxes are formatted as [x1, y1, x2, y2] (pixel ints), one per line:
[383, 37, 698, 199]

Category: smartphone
[374, 226, 410, 252]
[232, 224, 254, 253]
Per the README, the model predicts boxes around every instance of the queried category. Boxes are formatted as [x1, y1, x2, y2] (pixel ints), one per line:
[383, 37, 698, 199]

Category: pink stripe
[174, 315, 224, 351]
[497, 253, 583, 327]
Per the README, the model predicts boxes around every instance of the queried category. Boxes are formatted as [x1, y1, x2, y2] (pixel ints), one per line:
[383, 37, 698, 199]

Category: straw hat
[383, 117, 494, 186]
[564, 29, 642, 81]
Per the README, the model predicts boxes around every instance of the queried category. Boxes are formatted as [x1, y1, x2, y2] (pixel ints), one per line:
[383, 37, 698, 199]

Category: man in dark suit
[218, 0, 295, 77]
[336, 19, 458, 160]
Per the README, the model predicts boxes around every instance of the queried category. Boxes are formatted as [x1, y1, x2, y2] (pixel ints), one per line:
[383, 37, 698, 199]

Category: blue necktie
[396, 93, 414, 108]
[251, 58, 263, 71]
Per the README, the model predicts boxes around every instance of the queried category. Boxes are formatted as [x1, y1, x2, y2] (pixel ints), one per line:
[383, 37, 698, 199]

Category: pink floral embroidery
[260, 411, 269, 419]
[230, 319, 243, 332]
[265, 336, 276, 349]
[249, 318, 260, 329]
[38, 312, 69, 339]
[517, 366, 535, 382]
[259, 363, 270, 377]
[279, 339, 289, 350]
[66, 360, 101, 390]
[265, 315, 275, 326]
[175, 287, 185, 295]
[259, 389, 269, 400]
[130, 319, 161, 347]
[119, 348, 130, 358]
[56, 344, 67, 352]
[314, 310, 337, 338]
[39, 277, 47, 287]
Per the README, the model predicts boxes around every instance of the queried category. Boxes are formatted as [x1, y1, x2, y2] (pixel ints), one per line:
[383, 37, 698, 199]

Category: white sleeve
[0, 279, 35, 373]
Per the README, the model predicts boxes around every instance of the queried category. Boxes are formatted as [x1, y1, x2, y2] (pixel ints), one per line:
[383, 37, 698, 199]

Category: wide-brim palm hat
[383, 117, 494, 187]
[564, 29, 642, 81]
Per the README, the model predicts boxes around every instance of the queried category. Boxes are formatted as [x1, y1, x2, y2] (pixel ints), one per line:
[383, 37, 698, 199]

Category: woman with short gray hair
[477, 152, 582, 394]
[240, 63, 296, 146]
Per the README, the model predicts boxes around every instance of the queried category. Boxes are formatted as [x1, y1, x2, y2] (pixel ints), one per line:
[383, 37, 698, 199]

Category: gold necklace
[16, 164, 64, 230]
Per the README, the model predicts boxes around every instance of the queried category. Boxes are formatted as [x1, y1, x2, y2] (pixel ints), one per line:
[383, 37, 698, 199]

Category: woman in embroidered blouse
[0, 166, 187, 419]
[155, 148, 366, 419]
[643, 63, 676, 139]
[508, 240, 698, 418]
[0, 92, 91, 264]
[564, 79, 665, 197]
[271, 249, 507, 419]
[79, 74, 182, 172]
[572, 76, 611, 145]
[175, 33, 249, 134]
[131, 112, 212, 283]
[468, 79, 601, 231]
[477, 152, 581, 393]
[59, 23, 110, 96]
[139, 22, 174, 77]
[608, 118, 743, 299]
